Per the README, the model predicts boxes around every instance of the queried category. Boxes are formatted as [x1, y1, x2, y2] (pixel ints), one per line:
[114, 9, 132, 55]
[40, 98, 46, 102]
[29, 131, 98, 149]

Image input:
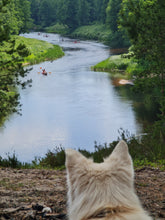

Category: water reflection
[0, 33, 142, 162]
[113, 85, 160, 124]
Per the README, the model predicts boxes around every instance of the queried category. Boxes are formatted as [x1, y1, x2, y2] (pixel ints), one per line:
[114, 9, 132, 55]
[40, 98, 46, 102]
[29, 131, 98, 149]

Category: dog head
[65, 140, 138, 220]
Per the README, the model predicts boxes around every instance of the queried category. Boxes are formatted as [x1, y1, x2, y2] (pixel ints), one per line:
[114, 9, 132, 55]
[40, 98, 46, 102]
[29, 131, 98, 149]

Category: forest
[0, 0, 130, 47]
[0, 0, 165, 162]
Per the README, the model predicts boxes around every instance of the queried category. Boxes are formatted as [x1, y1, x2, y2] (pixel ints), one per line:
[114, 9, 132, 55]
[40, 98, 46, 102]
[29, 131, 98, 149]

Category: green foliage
[92, 54, 135, 79]
[0, 1, 31, 124]
[15, 36, 64, 65]
[80, 127, 165, 166]
[105, 29, 130, 48]
[16, 0, 33, 33]
[0, 126, 165, 170]
[0, 36, 31, 123]
[133, 159, 165, 170]
[0, 30, 64, 123]
[28, 0, 129, 48]
[30, 0, 109, 31]
[71, 23, 111, 42]
[105, 0, 130, 48]
[119, 0, 165, 117]
[0, 152, 22, 168]
[106, 0, 121, 32]
[0, 0, 32, 35]
[24, 44, 64, 65]
[45, 23, 69, 35]
[38, 146, 66, 169]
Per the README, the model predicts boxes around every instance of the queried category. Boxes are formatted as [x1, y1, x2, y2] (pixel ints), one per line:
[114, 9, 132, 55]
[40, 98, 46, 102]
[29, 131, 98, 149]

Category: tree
[106, 0, 121, 32]
[0, 0, 30, 124]
[65, 0, 79, 30]
[39, 0, 56, 27]
[77, 0, 90, 26]
[1, 0, 20, 35]
[106, 0, 130, 48]
[100, 0, 109, 23]
[1, 0, 32, 34]
[29, 0, 41, 26]
[16, 0, 32, 33]
[119, 0, 165, 116]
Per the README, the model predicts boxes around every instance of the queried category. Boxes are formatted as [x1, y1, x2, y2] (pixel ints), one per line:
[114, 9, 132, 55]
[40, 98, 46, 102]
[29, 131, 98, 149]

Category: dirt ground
[0, 167, 164, 219]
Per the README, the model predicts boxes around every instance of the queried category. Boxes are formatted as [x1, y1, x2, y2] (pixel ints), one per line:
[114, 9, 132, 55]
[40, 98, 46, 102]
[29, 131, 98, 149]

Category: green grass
[45, 23, 69, 35]
[92, 55, 137, 79]
[14, 36, 64, 65]
[133, 159, 165, 171]
[71, 23, 111, 43]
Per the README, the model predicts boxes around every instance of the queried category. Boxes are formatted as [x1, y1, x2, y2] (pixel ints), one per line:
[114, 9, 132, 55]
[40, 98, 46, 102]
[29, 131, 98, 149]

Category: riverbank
[92, 54, 136, 82]
[45, 23, 130, 49]
[45, 23, 110, 44]
[0, 167, 164, 219]
[15, 35, 64, 65]
[0, 35, 64, 125]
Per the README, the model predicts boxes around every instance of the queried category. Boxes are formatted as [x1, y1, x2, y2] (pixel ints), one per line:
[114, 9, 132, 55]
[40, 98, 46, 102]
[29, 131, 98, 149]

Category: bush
[1, 124, 164, 170]
[71, 24, 111, 43]
[78, 127, 165, 166]
[0, 152, 22, 168]
[45, 23, 69, 35]
[39, 146, 65, 168]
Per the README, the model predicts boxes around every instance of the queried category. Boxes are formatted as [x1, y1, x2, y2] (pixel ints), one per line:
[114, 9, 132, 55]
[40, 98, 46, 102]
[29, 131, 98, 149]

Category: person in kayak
[42, 69, 47, 75]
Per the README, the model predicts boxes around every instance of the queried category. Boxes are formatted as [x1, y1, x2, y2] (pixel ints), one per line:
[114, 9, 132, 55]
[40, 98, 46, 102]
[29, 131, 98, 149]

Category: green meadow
[15, 36, 64, 65]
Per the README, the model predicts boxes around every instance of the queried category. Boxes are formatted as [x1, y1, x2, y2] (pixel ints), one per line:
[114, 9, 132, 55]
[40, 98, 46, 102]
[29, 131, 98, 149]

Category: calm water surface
[0, 33, 142, 162]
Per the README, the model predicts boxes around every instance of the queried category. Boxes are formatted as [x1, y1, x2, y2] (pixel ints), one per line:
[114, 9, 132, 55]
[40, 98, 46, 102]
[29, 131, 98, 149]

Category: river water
[0, 33, 142, 162]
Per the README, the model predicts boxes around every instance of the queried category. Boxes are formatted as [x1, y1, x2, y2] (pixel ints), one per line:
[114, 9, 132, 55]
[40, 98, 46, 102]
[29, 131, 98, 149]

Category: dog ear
[65, 149, 88, 168]
[105, 140, 132, 165]
[104, 140, 134, 180]
[111, 140, 129, 159]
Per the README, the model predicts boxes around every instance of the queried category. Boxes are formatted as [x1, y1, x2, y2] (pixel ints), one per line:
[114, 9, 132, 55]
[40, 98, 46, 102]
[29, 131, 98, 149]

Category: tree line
[0, 0, 132, 49]
[29, 0, 108, 30]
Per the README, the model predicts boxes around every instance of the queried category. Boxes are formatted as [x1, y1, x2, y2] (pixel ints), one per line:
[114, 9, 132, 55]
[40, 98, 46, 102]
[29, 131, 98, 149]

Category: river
[0, 32, 142, 162]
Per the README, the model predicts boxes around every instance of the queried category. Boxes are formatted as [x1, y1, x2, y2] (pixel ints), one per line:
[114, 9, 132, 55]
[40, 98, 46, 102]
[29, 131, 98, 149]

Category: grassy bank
[45, 23, 129, 48]
[0, 36, 64, 124]
[15, 36, 64, 65]
[92, 55, 137, 79]
[70, 24, 111, 43]
[0, 129, 165, 170]
[45, 23, 110, 43]
[45, 23, 69, 35]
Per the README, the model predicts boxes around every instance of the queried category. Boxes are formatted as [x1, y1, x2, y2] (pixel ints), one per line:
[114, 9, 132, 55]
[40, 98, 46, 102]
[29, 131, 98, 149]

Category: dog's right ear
[104, 140, 134, 179]
[65, 149, 88, 168]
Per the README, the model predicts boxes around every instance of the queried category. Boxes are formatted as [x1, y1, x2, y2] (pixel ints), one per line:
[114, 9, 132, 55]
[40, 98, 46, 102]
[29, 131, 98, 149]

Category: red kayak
[42, 69, 47, 75]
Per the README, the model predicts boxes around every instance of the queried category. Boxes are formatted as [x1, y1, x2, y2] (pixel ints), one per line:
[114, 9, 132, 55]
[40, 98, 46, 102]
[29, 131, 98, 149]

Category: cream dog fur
[65, 140, 152, 220]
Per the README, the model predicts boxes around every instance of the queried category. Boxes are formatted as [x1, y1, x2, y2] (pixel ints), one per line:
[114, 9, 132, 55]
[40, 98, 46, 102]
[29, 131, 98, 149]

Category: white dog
[65, 140, 152, 220]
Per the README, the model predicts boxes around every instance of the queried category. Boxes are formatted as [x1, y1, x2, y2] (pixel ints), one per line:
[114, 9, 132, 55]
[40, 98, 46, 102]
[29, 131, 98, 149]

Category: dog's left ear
[65, 148, 88, 168]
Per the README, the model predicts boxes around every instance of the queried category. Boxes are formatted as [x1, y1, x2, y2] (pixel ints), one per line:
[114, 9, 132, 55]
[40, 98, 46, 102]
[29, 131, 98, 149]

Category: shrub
[0, 152, 21, 168]
[45, 23, 69, 35]
[39, 146, 65, 168]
